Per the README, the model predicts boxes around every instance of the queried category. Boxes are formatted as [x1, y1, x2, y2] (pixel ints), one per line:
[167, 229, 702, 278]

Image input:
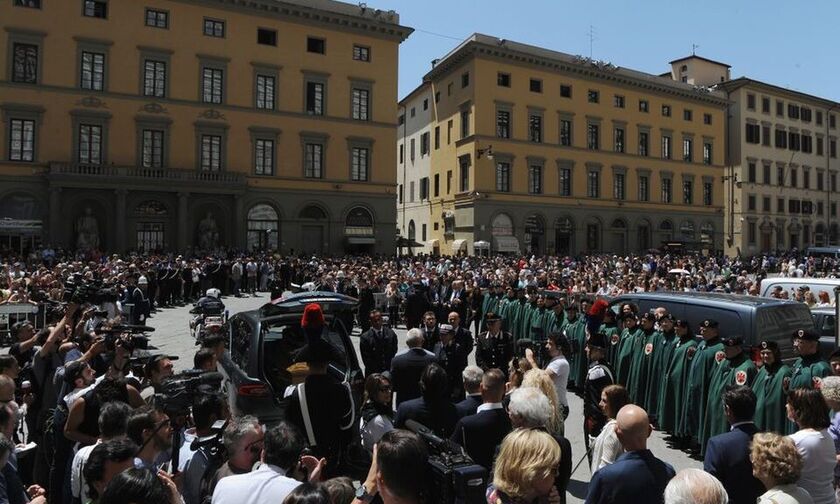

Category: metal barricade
[0, 303, 46, 346]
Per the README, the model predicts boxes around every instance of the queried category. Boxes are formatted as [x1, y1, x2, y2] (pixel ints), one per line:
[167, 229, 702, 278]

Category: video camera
[62, 273, 120, 305]
[153, 370, 224, 417]
[404, 420, 487, 504]
[93, 324, 154, 353]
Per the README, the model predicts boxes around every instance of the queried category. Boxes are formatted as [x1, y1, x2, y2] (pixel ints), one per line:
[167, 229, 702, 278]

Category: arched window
[680, 221, 695, 240]
[345, 207, 374, 235]
[135, 200, 168, 216]
[247, 204, 279, 250]
[700, 222, 714, 243]
[611, 219, 627, 229]
[299, 205, 327, 220]
[491, 213, 514, 236]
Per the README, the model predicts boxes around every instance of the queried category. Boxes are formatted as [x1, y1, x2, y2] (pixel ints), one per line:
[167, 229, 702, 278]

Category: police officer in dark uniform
[584, 332, 615, 459]
[433, 324, 471, 401]
[476, 312, 513, 377]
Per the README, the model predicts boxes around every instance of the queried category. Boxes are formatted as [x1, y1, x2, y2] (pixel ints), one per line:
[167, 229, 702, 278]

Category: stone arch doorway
[525, 214, 545, 255]
[134, 200, 169, 252]
[299, 204, 329, 254]
[610, 218, 628, 253]
[345, 206, 375, 253]
[585, 218, 602, 252]
[555, 217, 574, 256]
[637, 219, 652, 252]
[247, 204, 279, 251]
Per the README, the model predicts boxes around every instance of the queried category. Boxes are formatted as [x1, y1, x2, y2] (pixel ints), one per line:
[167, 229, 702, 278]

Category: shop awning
[451, 239, 467, 251]
[494, 235, 520, 253]
[474, 240, 490, 249]
[347, 236, 376, 245]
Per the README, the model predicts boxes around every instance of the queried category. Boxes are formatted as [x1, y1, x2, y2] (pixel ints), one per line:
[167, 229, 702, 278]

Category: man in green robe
[645, 313, 677, 424]
[599, 309, 620, 365]
[626, 312, 658, 406]
[518, 296, 540, 346]
[752, 340, 792, 433]
[785, 328, 832, 434]
[563, 304, 587, 389]
[614, 314, 642, 387]
[681, 319, 724, 448]
[658, 319, 698, 441]
[546, 296, 566, 335]
[480, 284, 503, 332]
[699, 335, 757, 455]
[496, 288, 516, 333]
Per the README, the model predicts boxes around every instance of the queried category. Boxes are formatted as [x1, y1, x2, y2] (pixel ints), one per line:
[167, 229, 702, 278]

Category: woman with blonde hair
[751, 432, 814, 504]
[522, 369, 564, 436]
[487, 428, 562, 504]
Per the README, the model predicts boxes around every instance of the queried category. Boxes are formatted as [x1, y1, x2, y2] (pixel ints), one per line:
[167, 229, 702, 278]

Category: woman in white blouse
[590, 384, 630, 474]
[786, 388, 835, 504]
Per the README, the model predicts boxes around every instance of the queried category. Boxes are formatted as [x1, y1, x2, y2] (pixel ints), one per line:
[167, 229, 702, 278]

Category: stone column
[177, 192, 189, 252]
[114, 189, 127, 252]
[233, 194, 245, 250]
[48, 186, 62, 247]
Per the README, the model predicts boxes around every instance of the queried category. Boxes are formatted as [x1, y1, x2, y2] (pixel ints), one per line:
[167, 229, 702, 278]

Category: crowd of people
[0, 247, 839, 504]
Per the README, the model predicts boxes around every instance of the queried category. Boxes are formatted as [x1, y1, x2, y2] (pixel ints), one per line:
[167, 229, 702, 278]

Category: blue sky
[373, 0, 840, 102]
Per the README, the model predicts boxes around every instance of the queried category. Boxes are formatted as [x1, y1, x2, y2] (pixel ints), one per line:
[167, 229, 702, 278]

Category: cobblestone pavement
[146, 293, 701, 503]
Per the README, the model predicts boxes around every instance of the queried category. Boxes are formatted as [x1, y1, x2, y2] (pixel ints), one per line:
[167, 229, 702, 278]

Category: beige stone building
[676, 57, 840, 255]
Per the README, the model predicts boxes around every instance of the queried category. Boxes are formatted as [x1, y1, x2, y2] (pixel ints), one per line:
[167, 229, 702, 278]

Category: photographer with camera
[208, 415, 262, 492]
[127, 404, 173, 470]
[351, 430, 428, 504]
[180, 393, 226, 504]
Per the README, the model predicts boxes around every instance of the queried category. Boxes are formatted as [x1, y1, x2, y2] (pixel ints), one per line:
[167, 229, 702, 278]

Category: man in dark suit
[444, 280, 468, 326]
[585, 404, 676, 504]
[703, 385, 765, 504]
[394, 363, 459, 438]
[450, 368, 511, 471]
[360, 310, 398, 377]
[420, 311, 440, 352]
[404, 283, 430, 330]
[454, 366, 484, 418]
[356, 278, 376, 332]
[390, 328, 437, 406]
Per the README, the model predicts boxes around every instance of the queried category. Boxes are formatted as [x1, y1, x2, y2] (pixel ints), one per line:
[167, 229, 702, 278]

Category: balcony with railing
[48, 162, 246, 187]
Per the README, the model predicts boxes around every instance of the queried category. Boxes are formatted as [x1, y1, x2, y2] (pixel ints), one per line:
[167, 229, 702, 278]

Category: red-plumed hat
[588, 298, 610, 318]
[301, 303, 325, 329]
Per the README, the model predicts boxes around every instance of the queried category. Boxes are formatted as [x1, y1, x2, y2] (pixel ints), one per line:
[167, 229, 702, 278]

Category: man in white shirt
[212, 422, 304, 504]
[70, 401, 132, 504]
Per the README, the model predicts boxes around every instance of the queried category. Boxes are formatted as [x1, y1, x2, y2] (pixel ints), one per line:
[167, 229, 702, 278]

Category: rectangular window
[745, 123, 761, 144]
[496, 161, 510, 192]
[447, 170, 452, 194]
[683, 109, 693, 121]
[141, 129, 164, 168]
[587, 124, 599, 150]
[614, 128, 625, 153]
[703, 113, 712, 125]
[661, 135, 672, 159]
[762, 197, 770, 212]
[802, 107, 812, 122]
[788, 104, 800, 119]
[703, 181, 712, 206]
[639, 100, 649, 113]
[353, 45, 370, 62]
[78, 124, 102, 165]
[496, 110, 510, 139]
[560, 120, 572, 146]
[202, 67, 223, 104]
[762, 126, 771, 146]
[748, 222, 756, 245]
[614, 95, 625, 108]
[80, 51, 105, 90]
[497, 72, 511, 87]
[613, 173, 625, 200]
[818, 172, 824, 191]
[817, 111, 824, 125]
[83, 0, 107, 18]
[460, 109, 470, 139]
[762, 97, 770, 114]
[803, 170, 810, 189]
[831, 139, 837, 158]
[747, 94, 756, 109]
[530, 79, 542, 93]
[683, 138, 693, 162]
[253, 138, 274, 175]
[409, 182, 414, 202]
[662, 104, 671, 117]
[747, 195, 756, 211]
[588, 90, 599, 103]
[529, 114, 542, 143]
[434, 127, 440, 150]
[352, 88, 370, 120]
[788, 132, 801, 151]
[778, 198, 785, 213]
[560, 84, 572, 98]
[587, 171, 600, 198]
[409, 139, 414, 161]
[831, 114, 837, 129]
[255, 75, 275, 110]
[257, 28, 277, 46]
[790, 168, 798, 188]
[775, 129, 787, 148]
[639, 131, 649, 156]
[639, 175, 650, 202]
[8, 119, 35, 162]
[703, 142, 712, 165]
[683, 180, 693, 204]
[143, 60, 166, 97]
[559, 167, 571, 196]
[420, 132, 429, 156]
[818, 202, 824, 216]
[459, 159, 469, 192]
[528, 165, 542, 194]
[661, 178, 672, 203]
[304, 143, 323, 178]
[763, 164, 771, 184]
[398, 144, 403, 164]
[307, 37, 325, 54]
[748, 162, 756, 183]
[14, 0, 41, 7]
[447, 120, 452, 144]
[776, 100, 784, 116]
[203, 18, 225, 37]
[200, 134, 221, 171]
[802, 135, 812, 154]
[434, 174, 439, 197]
[833, 203, 837, 218]
[11, 43, 38, 84]
[422, 224, 427, 242]
[306, 81, 324, 115]
[420, 178, 429, 200]
[145, 8, 168, 28]
[461, 72, 469, 88]
[777, 167, 784, 186]
[351, 147, 369, 181]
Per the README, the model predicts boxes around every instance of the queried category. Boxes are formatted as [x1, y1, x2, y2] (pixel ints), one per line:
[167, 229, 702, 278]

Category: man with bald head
[585, 404, 676, 504]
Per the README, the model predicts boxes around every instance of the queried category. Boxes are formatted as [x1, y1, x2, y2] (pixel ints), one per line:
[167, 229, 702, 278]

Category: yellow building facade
[0, 0, 411, 254]
[413, 35, 728, 256]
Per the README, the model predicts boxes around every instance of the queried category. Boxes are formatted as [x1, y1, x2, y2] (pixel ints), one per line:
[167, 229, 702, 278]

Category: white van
[759, 277, 840, 303]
